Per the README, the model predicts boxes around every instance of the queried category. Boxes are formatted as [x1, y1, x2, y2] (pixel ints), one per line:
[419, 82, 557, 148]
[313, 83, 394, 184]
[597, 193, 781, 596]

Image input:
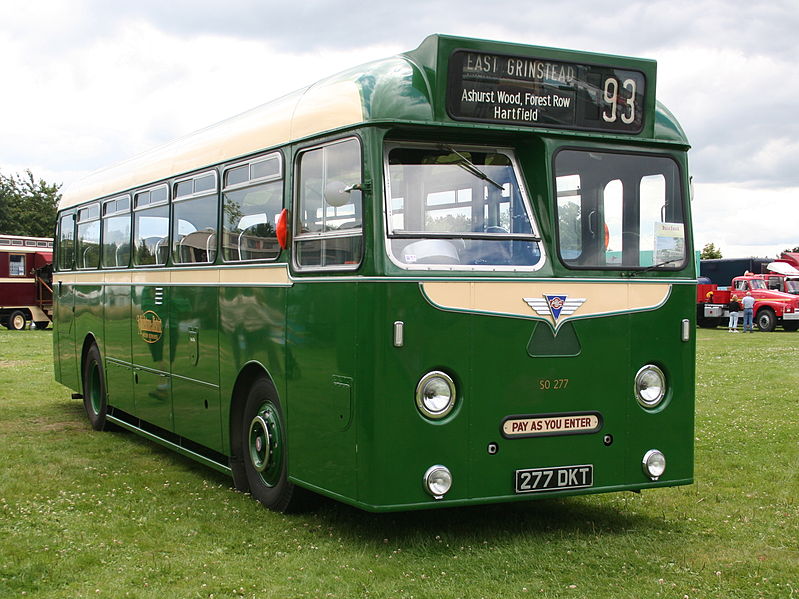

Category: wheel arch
[79, 332, 100, 379]
[227, 361, 281, 492]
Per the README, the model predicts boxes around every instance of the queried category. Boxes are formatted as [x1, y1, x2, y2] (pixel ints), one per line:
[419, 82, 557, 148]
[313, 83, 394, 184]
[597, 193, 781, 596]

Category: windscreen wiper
[638, 258, 684, 273]
[441, 145, 505, 190]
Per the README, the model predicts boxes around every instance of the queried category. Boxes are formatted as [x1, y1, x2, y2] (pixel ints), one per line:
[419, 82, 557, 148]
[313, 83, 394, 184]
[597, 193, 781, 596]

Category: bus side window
[75, 203, 100, 269]
[133, 185, 169, 266]
[57, 213, 75, 270]
[222, 153, 283, 262]
[294, 138, 363, 270]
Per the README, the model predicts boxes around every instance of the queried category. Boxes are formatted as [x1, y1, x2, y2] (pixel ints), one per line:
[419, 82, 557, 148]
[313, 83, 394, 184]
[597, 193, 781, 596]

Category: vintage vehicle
[0, 234, 54, 330]
[53, 35, 695, 512]
[697, 273, 799, 331]
[756, 252, 799, 294]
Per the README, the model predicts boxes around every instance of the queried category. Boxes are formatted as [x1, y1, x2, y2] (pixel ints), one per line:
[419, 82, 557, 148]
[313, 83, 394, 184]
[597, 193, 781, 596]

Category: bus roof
[59, 34, 688, 211]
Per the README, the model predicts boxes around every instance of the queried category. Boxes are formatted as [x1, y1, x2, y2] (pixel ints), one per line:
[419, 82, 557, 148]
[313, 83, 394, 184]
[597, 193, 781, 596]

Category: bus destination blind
[447, 50, 646, 133]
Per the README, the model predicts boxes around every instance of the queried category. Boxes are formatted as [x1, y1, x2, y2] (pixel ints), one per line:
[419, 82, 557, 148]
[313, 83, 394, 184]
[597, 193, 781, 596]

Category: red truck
[755, 252, 799, 295]
[697, 273, 799, 332]
[0, 234, 54, 330]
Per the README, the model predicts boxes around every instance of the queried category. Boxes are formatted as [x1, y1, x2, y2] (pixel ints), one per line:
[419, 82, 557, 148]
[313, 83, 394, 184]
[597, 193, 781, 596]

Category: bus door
[285, 138, 363, 498]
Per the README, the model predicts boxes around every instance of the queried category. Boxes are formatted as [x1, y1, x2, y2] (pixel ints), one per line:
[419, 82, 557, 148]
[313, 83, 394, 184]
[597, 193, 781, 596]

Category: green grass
[1, 328, 797, 598]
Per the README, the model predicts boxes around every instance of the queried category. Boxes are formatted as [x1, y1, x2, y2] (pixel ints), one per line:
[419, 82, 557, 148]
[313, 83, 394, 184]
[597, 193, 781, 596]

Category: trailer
[0, 234, 54, 330]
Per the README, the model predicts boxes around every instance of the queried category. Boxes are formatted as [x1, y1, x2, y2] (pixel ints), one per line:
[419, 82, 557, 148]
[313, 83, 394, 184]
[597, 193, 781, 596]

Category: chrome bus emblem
[523, 295, 586, 322]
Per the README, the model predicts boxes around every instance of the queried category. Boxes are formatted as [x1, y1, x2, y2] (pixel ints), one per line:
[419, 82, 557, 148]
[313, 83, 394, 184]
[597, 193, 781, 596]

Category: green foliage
[781, 246, 799, 254]
[700, 242, 723, 259]
[1, 329, 797, 598]
[0, 170, 61, 237]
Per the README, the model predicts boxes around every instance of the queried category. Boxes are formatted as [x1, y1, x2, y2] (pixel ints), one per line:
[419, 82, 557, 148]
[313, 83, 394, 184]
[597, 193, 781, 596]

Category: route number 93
[602, 77, 636, 124]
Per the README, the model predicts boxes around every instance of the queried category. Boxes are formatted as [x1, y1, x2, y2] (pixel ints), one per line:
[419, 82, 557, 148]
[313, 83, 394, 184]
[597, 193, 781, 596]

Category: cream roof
[60, 78, 365, 210]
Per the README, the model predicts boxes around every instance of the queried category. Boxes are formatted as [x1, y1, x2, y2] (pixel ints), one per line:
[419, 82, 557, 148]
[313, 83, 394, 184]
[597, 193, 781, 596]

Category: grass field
[1, 328, 797, 598]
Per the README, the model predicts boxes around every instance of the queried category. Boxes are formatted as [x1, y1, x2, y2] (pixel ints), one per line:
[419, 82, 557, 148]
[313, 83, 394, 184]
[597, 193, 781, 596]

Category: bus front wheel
[82, 344, 109, 431]
[241, 377, 301, 512]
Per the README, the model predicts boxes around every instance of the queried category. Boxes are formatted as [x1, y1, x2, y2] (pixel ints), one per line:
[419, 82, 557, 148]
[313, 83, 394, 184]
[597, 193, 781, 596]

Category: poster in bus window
[653, 222, 685, 265]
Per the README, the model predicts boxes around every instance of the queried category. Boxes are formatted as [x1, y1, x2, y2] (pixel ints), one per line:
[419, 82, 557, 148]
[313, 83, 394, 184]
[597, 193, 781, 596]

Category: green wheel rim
[88, 362, 102, 415]
[248, 402, 283, 487]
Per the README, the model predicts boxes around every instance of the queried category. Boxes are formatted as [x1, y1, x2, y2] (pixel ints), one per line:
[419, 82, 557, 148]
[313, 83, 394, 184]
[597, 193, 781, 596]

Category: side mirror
[324, 180, 361, 207]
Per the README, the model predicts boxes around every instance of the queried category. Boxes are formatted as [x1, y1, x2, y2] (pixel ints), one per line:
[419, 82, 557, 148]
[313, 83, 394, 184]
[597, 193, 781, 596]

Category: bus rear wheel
[241, 376, 301, 512]
[82, 344, 109, 431]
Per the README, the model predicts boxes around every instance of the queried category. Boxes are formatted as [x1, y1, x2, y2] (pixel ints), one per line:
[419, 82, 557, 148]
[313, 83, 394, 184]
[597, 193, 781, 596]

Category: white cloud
[692, 183, 797, 258]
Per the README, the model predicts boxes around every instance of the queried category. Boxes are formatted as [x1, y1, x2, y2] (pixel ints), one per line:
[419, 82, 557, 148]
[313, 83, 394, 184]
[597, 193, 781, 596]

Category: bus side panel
[219, 285, 288, 458]
[285, 281, 358, 500]
[103, 283, 134, 412]
[626, 284, 695, 483]
[359, 282, 471, 509]
[53, 280, 78, 389]
[131, 284, 172, 431]
[73, 282, 104, 366]
[171, 284, 221, 453]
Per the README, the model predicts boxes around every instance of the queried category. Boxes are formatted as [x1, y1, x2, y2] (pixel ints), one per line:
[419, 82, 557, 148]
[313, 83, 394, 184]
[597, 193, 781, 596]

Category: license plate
[515, 464, 593, 494]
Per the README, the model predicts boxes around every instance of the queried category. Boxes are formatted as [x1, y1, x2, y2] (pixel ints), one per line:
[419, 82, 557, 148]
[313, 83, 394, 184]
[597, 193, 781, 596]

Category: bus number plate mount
[515, 464, 593, 494]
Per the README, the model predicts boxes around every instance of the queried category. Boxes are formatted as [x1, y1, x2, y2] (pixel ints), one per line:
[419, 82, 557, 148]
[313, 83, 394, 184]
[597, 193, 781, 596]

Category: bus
[1, 234, 53, 330]
[53, 34, 695, 512]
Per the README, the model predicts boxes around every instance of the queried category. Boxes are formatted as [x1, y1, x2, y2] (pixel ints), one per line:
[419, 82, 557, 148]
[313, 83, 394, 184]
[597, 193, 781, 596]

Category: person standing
[728, 295, 741, 332]
[742, 292, 756, 332]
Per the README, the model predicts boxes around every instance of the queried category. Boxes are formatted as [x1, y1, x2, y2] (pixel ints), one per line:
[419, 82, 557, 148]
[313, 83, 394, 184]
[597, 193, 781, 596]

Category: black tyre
[6, 310, 27, 331]
[82, 344, 109, 431]
[756, 308, 776, 332]
[241, 376, 301, 512]
[696, 316, 721, 328]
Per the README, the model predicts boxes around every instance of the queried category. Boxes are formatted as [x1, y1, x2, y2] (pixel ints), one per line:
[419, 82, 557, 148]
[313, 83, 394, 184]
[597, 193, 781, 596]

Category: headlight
[423, 465, 452, 499]
[642, 449, 666, 480]
[634, 364, 666, 408]
[416, 371, 457, 419]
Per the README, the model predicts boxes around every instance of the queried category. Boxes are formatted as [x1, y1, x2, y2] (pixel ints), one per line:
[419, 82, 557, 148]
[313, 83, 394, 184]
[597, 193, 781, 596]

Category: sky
[1, 0, 796, 258]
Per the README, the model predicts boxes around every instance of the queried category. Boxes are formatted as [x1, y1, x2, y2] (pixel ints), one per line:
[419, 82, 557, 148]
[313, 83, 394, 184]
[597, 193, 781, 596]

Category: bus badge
[137, 310, 163, 343]
[524, 295, 586, 322]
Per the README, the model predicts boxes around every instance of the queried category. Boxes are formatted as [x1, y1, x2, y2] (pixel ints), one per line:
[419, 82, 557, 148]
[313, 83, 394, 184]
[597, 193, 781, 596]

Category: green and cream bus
[53, 34, 695, 512]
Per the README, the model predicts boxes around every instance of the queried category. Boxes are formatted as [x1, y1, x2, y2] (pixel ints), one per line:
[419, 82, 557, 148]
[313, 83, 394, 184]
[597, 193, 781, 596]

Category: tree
[781, 246, 799, 255]
[700, 242, 723, 259]
[0, 170, 61, 238]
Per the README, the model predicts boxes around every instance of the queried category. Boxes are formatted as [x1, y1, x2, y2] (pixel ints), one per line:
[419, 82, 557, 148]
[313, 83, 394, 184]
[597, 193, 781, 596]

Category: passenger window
[57, 213, 75, 271]
[102, 196, 131, 268]
[222, 154, 283, 262]
[172, 172, 218, 264]
[76, 203, 101, 269]
[133, 185, 169, 266]
[294, 139, 363, 269]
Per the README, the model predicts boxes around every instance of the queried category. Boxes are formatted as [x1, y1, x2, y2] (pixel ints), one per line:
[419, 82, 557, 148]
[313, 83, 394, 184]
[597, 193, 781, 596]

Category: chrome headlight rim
[422, 464, 452, 499]
[642, 449, 666, 480]
[415, 371, 457, 419]
[634, 364, 667, 409]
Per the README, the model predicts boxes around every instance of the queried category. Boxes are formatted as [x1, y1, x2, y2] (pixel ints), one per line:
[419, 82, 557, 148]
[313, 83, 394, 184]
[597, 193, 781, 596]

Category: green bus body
[53, 35, 695, 512]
